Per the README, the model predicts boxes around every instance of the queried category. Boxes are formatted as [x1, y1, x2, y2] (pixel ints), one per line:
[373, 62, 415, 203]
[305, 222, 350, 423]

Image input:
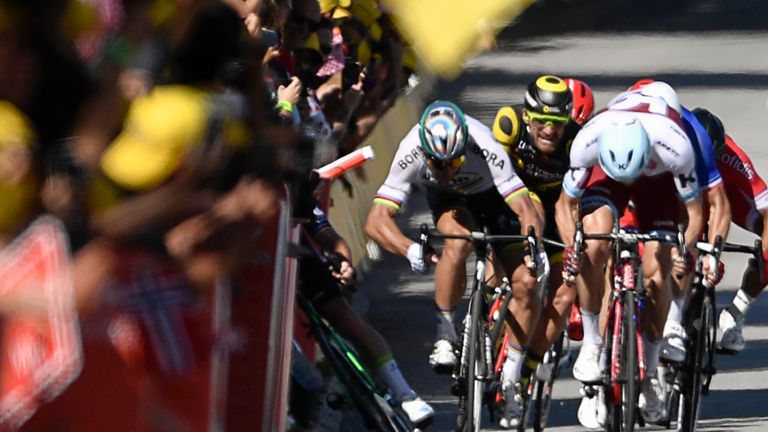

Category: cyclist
[491, 75, 584, 428]
[611, 80, 731, 364]
[296, 178, 435, 426]
[555, 82, 704, 424]
[364, 101, 543, 386]
[701, 117, 768, 353]
[564, 77, 595, 126]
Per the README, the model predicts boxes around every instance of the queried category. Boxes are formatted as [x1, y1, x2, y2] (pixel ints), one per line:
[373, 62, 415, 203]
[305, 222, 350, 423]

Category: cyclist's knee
[551, 282, 576, 311]
[442, 238, 472, 263]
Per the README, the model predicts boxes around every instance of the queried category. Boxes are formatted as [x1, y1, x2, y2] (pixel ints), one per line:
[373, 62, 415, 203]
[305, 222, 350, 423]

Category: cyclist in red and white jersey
[714, 132, 768, 352]
[556, 82, 705, 423]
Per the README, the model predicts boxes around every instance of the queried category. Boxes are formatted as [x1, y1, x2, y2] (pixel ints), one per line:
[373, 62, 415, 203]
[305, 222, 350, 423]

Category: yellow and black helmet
[524, 75, 572, 117]
[492, 106, 522, 148]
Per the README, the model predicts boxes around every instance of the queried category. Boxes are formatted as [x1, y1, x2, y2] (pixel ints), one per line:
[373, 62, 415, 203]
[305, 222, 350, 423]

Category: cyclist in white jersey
[365, 100, 544, 375]
[556, 84, 705, 424]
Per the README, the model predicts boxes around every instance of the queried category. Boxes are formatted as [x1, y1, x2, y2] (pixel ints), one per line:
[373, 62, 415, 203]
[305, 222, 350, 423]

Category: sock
[581, 309, 603, 346]
[502, 343, 525, 388]
[375, 356, 415, 402]
[732, 289, 755, 317]
[519, 352, 543, 389]
[435, 306, 457, 341]
[643, 333, 661, 374]
[667, 294, 685, 324]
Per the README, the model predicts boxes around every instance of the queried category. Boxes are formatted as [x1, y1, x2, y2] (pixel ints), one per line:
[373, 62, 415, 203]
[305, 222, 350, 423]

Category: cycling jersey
[680, 106, 722, 190]
[562, 109, 699, 203]
[717, 135, 768, 231]
[492, 104, 580, 201]
[374, 115, 527, 211]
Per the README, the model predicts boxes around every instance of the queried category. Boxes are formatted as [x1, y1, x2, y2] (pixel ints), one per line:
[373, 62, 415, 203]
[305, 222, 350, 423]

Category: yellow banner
[382, 0, 534, 78]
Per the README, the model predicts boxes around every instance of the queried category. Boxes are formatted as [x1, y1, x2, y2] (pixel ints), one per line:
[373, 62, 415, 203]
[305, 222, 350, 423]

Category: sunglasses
[290, 11, 320, 31]
[526, 110, 570, 128]
[425, 155, 465, 170]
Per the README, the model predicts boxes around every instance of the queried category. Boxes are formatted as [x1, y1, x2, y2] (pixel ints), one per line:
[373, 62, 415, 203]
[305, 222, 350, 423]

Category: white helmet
[597, 119, 651, 183]
[640, 81, 681, 113]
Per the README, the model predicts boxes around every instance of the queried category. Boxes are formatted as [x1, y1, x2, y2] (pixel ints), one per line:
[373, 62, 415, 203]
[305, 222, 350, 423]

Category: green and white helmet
[418, 100, 468, 161]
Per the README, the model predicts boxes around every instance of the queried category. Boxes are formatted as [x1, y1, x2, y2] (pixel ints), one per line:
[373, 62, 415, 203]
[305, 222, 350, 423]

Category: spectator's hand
[244, 12, 261, 38]
[342, 78, 364, 113]
[262, 46, 280, 65]
[277, 76, 302, 106]
[332, 259, 355, 285]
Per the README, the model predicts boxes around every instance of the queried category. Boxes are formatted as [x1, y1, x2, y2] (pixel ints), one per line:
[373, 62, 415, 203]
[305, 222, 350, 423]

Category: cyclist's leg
[427, 190, 476, 369]
[720, 214, 765, 351]
[524, 259, 573, 373]
[571, 204, 615, 383]
[633, 175, 680, 423]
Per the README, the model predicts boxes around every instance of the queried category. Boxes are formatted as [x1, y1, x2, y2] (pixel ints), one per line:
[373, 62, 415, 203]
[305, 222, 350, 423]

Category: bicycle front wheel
[608, 293, 638, 432]
[460, 289, 487, 432]
[532, 332, 565, 432]
[679, 292, 711, 431]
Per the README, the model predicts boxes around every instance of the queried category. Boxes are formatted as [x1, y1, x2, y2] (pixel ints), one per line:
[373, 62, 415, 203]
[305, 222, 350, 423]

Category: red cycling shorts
[581, 166, 680, 233]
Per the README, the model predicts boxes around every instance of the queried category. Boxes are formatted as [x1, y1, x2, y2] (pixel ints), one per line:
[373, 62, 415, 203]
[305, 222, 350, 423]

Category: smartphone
[260, 28, 280, 49]
[342, 59, 361, 91]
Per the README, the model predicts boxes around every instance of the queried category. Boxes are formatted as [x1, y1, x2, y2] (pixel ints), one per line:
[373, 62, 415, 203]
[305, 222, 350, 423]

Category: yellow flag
[382, 0, 534, 79]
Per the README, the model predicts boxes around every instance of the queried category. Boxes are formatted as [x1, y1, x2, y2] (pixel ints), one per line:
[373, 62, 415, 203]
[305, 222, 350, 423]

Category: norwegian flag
[108, 264, 195, 375]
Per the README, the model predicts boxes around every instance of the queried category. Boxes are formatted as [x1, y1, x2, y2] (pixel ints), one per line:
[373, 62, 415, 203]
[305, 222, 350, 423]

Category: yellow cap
[402, 46, 418, 71]
[100, 85, 209, 191]
[0, 101, 37, 233]
[350, 0, 381, 27]
[332, 7, 353, 19]
[303, 32, 322, 55]
[367, 21, 382, 41]
[0, 101, 35, 149]
[357, 39, 372, 66]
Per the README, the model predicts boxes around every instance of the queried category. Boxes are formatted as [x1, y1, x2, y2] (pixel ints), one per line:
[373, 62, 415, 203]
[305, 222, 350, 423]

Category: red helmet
[564, 78, 594, 125]
[629, 78, 655, 91]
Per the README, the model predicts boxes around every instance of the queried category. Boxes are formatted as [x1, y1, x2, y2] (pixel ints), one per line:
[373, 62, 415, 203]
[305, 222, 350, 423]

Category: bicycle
[295, 291, 414, 432]
[663, 237, 763, 432]
[294, 228, 415, 432]
[418, 224, 554, 432]
[573, 219, 684, 432]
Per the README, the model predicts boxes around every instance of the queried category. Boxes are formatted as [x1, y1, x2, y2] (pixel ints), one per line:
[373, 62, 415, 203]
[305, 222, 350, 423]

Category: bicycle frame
[419, 224, 552, 431]
[573, 220, 683, 432]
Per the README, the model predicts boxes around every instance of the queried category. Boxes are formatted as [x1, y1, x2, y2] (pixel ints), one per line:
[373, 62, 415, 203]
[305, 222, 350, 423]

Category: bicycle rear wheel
[679, 292, 711, 431]
[532, 332, 565, 432]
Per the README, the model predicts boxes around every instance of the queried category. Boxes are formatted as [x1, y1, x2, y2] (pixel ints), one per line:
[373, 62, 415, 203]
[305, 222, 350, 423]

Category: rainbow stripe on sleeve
[502, 184, 529, 204]
[373, 194, 402, 211]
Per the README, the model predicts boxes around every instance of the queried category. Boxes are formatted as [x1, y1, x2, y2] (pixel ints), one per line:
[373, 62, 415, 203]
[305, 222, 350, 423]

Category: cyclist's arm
[683, 197, 704, 251]
[314, 226, 355, 285]
[706, 184, 731, 243]
[506, 191, 543, 238]
[555, 189, 580, 248]
[365, 203, 413, 256]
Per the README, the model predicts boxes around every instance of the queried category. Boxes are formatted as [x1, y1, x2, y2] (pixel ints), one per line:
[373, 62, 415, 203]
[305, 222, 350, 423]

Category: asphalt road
[356, 1, 768, 431]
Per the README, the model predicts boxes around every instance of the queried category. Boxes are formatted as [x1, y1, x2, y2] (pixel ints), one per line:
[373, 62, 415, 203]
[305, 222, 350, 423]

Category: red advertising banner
[0, 216, 80, 430]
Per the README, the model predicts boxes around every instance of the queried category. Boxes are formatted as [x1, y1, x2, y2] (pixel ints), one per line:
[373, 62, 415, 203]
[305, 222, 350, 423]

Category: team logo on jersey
[677, 172, 697, 188]
[468, 143, 505, 169]
[396, 147, 423, 170]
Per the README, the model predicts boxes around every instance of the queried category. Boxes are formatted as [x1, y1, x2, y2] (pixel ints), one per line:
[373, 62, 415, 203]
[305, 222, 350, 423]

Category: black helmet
[692, 107, 726, 156]
[524, 75, 573, 117]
